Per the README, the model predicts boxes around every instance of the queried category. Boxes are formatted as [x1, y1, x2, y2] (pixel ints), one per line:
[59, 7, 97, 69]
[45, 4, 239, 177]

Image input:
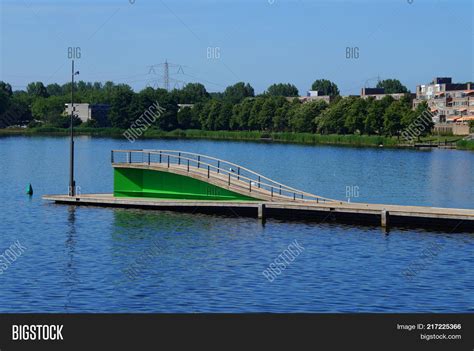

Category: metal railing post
[237, 167, 240, 180]
[217, 161, 220, 174]
[279, 185, 282, 195]
[187, 159, 190, 172]
[167, 155, 170, 168]
[178, 152, 181, 165]
[128, 152, 131, 163]
[228, 173, 230, 185]
[111, 150, 114, 163]
[293, 193, 296, 200]
[249, 181, 252, 192]
[258, 176, 260, 188]
[271, 187, 273, 197]
[197, 156, 200, 168]
[159, 151, 162, 163]
[207, 165, 210, 178]
[147, 152, 150, 165]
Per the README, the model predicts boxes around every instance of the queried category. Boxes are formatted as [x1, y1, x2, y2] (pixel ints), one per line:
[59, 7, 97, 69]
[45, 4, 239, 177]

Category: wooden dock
[42, 150, 474, 232]
[43, 193, 474, 232]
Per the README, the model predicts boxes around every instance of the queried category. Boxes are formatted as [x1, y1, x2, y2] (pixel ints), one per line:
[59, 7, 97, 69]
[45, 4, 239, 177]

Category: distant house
[64, 103, 110, 126]
[360, 87, 410, 101]
[288, 90, 332, 104]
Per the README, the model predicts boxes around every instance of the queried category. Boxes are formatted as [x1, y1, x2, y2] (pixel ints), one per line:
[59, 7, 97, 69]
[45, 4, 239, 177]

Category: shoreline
[1, 127, 472, 150]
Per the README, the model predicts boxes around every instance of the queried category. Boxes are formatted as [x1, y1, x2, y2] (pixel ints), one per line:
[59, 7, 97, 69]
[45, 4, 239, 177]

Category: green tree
[229, 103, 242, 130]
[188, 102, 204, 129]
[0, 81, 13, 96]
[230, 98, 254, 130]
[273, 105, 290, 131]
[383, 100, 408, 136]
[154, 88, 179, 131]
[0, 97, 32, 127]
[317, 97, 353, 134]
[216, 102, 232, 130]
[223, 82, 255, 104]
[30, 95, 75, 127]
[401, 101, 433, 139]
[364, 95, 394, 134]
[258, 98, 277, 130]
[27, 82, 49, 98]
[173, 83, 210, 104]
[344, 98, 368, 134]
[0, 90, 10, 118]
[108, 84, 134, 128]
[290, 100, 328, 132]
[177, 107, 194, 129]
[265, 83, 298, 97]
[203, 100, 222, 130]
[46, 83, 63, 96]
[248, 98, 264, 130]
[311, 79, 340, 97]
[376, 79, 409, 94]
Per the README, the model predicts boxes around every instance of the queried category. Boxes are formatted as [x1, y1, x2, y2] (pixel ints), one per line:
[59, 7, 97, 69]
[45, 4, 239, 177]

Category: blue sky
[1, 0, 472, 95]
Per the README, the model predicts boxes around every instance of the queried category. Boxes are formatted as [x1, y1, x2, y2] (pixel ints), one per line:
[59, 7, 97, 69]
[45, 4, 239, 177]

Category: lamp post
[69, 60, 80, 196]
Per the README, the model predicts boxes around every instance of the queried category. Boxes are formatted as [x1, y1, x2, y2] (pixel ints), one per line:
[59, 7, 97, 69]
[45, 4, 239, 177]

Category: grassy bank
[456, 139, 474, 150]
[0, 127, 468, 149]
[0, 127, 124, 137]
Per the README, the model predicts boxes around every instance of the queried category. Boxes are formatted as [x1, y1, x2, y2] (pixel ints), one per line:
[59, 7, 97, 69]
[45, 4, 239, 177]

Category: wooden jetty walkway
[43, 150, 474, 232]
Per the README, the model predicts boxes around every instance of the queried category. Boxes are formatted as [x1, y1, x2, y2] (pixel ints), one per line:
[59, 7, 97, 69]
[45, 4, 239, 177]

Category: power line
[146, 60, 187, 91]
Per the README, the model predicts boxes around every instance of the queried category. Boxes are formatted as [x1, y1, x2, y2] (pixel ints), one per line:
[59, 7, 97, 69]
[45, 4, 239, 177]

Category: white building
[64, 103, 92, 123]
[64, 103, 110, 125]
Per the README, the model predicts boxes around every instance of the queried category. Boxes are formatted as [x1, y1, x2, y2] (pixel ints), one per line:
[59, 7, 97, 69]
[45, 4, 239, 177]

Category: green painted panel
[114, 167, 260, 201]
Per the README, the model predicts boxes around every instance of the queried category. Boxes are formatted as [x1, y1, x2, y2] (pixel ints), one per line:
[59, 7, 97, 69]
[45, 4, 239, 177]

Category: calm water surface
[0, 135, 473, 312]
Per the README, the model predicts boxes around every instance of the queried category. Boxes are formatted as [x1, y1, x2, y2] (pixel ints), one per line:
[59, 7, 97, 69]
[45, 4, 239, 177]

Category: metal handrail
[111, 149, 336, 203]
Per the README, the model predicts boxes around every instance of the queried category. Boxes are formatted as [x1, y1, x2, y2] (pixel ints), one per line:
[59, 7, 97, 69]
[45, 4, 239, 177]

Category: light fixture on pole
[69, 60, 80, 197]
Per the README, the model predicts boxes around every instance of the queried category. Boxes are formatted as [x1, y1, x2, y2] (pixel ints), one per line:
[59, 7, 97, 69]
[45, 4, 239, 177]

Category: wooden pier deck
[43, 193, 474, 232]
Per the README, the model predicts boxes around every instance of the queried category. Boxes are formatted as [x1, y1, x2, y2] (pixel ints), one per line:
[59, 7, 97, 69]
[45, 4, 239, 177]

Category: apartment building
[413, 77, 474, 123]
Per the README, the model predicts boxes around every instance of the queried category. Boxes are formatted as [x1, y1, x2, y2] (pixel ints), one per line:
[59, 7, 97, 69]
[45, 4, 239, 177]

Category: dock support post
[258, 203, 266, 220]
[381, 209, 389, 228]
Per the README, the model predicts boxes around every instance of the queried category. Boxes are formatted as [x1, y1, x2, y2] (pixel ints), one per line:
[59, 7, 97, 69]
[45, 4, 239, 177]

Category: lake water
[0, 135, 473, 312]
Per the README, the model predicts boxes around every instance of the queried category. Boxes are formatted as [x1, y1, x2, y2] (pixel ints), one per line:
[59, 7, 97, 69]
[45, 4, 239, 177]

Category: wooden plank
[42, 193, 474, 222]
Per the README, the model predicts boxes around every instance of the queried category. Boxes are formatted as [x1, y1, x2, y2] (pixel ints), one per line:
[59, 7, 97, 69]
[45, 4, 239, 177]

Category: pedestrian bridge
[111, 149, 336, 203]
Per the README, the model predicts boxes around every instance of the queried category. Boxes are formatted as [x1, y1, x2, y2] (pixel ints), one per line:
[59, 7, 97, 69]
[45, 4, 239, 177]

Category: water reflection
[64, 206, 79, 312]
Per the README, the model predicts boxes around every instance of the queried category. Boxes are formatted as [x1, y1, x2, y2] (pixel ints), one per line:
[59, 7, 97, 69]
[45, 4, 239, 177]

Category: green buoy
[26, 183, 33, 196]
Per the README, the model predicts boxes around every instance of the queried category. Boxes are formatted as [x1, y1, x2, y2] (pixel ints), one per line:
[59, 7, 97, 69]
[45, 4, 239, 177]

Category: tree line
[0, 78, 432, 137]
